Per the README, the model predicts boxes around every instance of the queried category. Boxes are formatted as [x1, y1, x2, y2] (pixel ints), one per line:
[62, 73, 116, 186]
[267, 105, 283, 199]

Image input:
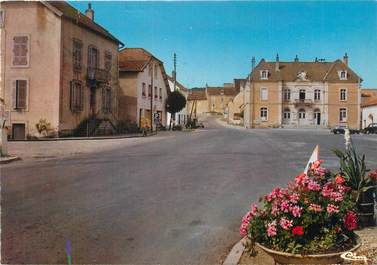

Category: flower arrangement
[241, 160, 358, 255]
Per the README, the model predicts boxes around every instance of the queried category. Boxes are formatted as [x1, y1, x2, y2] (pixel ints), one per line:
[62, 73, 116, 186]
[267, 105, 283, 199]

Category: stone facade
[1, 1, 122, 139]
[244, 55, 362, 129]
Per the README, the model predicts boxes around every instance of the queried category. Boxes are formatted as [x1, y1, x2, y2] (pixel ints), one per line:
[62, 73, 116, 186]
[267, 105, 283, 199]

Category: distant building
[243, 54, 362, 129]
[167, 75, 188, 126]
[118, 48, 169, 129]
[1, 1, 123, 139]
[361, 91, 377, 129]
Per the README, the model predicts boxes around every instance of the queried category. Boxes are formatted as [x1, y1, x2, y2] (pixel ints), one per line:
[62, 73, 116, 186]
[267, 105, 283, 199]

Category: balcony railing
[87, 67, 110, 83]
[294, 99, 313, 106]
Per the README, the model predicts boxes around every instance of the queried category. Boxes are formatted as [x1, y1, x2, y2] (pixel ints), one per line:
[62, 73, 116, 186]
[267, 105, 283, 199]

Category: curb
[222, 237, 246, 265]
[0, 156, 21, 164]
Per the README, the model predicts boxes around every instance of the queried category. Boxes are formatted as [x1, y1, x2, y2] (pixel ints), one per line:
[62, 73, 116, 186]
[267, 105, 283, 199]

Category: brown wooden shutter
[13, 36, 28, 66]
[17, 80, 27, 109]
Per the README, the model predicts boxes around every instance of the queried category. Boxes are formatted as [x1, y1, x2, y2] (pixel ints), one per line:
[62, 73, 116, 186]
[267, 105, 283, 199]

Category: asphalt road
[2, 117, 377, 264]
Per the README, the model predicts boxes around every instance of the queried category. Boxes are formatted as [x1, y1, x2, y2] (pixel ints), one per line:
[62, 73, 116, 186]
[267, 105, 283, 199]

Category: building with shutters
[0, 1, 123, 139]
[242, 54, 362, 129]
[118, 48, 170, 130]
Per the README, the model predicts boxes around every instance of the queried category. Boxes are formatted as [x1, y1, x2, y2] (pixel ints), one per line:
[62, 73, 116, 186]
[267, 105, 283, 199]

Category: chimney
[275, 53, 280, 71]
[251, 56, 256, 71]
[85, 3, 94, 21]
[294, 55, 299, 62]
[343, 52, 348, 66]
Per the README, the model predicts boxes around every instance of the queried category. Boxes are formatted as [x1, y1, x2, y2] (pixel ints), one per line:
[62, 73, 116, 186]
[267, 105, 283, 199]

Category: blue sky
[71, 1, 377, 88]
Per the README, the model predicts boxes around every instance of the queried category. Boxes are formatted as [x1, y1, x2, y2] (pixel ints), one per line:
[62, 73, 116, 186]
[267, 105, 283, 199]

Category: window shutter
[70, 81, 74, 111]
[17, 80, 27, 109]
[79, 83, 84, 111]
[13, 36, 28, 66]
[12, 80, 17, 109]
[102, 87, 106, 112]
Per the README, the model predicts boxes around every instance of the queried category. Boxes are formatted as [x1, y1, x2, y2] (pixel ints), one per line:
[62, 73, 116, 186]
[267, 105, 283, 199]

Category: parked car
[362, 123, 377, 134]
[331, 125, 360, 134]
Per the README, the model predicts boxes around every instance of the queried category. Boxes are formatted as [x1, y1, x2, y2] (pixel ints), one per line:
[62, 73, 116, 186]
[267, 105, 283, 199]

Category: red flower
[292, 226, 304, 236]
[310, 160, 323, 170]
[368, 169, 377, 181]
[295, 172, 306, 185]
[335, 175, 345, 184]
[344, 212, 357, 231]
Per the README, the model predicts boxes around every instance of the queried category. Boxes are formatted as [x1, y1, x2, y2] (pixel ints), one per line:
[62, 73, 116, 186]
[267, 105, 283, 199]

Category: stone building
[243, 54, 362, 129]
[361, 91, 377, 129]
[118, 48, 169, 130]
[1, 1, 123, 139]
[167, 75, 188, 126]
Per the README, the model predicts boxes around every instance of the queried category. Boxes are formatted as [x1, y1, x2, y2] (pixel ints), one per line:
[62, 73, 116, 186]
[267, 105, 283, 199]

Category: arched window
[283, 108, 291, 120]
[260, 107, 268, 121]
[298, 109, 306, 119]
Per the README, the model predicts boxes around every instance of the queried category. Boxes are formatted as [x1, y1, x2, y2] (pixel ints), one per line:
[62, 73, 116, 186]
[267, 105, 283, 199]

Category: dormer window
[260, 70, 269, 80]
[338, 70, 347, 80]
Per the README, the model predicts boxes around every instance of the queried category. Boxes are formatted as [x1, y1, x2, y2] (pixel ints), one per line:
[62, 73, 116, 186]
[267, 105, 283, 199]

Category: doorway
[314, 111, 321, 126]
[12, 123, 26, 140]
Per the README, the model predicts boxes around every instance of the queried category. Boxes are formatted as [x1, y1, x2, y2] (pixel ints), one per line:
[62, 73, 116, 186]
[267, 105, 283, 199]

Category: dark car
[363, 123, 377, 134]
[331, 125, 359, 134]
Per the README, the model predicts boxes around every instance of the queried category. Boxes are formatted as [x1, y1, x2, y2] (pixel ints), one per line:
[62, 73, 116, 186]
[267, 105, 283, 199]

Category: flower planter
[256, 235, 361, 265]
[357, 189, 376, 227]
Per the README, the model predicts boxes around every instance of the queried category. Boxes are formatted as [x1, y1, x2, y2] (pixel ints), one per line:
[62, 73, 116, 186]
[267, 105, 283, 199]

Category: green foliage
[333, 146, 376, 202]
[166, 91, 186, 115]
[117, 120, 139, 134]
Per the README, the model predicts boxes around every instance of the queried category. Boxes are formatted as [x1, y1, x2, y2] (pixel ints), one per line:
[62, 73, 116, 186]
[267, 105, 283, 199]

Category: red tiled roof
[362, 97, 377, 108]
[118, 48, 162, 72]
[251, 59, 361, 83]
[187, 88, 207, 101]
[207, 86, 237, 96]
[48, 1, 123, 45]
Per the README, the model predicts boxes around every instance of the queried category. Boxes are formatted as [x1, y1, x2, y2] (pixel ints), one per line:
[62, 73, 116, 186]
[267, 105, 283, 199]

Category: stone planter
[256, 235, 361, 264]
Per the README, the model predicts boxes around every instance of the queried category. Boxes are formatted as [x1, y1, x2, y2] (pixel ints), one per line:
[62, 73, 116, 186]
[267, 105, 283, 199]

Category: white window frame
[12, 78, 29, 111]
[0, 9, 5, 28]
[12, 34, 30, 68]
[284, 89, 291, 101]
[260, 70, 268, 80]
[260, 107, 268, 121]
[283, 110, 291, 120]
[338, 70, 347, 80]
[340, 88, 347, 101]
[314, 89, 321, 101]
[260, 87, 268, 101]
[340, 108, 347, 122]
[298, 109, 306, 119]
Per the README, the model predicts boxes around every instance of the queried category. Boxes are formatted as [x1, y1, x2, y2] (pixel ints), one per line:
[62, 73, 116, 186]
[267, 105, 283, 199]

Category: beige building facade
[118, 48, 169, 129]
[243, 54, 362, 129]
[0, 1, 122, 139]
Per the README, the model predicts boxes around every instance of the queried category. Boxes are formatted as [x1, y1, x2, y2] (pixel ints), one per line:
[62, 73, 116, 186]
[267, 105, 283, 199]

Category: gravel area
[238, 226, 377, 265]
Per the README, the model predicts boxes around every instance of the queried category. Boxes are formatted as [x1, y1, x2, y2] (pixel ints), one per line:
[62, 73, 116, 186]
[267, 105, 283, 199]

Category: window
[339, 70, 347, 80]
[260, 70, 268, 80]
[12, 35, 29, 66]
[260, 107, 268, 121]
[299, 89, 306, 100]
[159, 87, 162, 100]
[88, 46, 99, 68]
[314, 89, 321, 101]
[73, 39, 83, 71]
[154, 64, 158, 78]
[284, 89, 291, 101]
[104, 51, 112, 72]
[148, 85, 152, 98]
[13, 79, 28, 110]
[0, 9, 5, 28]
[340, 108, 347, 122]
[142, 83, 146, 97]
[260, 88, 268, 100]
[298, 109, 306, 119]
[283, 109, 291, 120]
[154, 86, 158, 99]
[340, 89, 347, 101]
[69, 80, 83, 112]
[102, 87, 112, 114]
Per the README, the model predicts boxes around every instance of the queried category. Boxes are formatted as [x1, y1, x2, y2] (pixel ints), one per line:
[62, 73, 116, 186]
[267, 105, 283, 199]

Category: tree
[166, 91, 186, 129]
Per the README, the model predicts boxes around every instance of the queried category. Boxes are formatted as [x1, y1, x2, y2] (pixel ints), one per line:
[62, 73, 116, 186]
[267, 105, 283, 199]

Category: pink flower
[267, 221, 277, 237]
[242, 211, 253, 224]
[271, 202, 280, 216]
[307, 180, 321, 191]
[326, 204, 340, 214]
[239, 222, 248, 236]
[279, 217, 293, 230]
[250, 204, 258, 215]
[330, 192, 343, 202]
[289, 193, 300, 204]
[310, 160, 323, 170]
[280, 200, 290, 213]
[309, 203, 322, 212]
[316, 167, 327, 177]
[291, 205, 302, 217]
[295, 172, 306, 186]
[322, 182, 334, 197]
